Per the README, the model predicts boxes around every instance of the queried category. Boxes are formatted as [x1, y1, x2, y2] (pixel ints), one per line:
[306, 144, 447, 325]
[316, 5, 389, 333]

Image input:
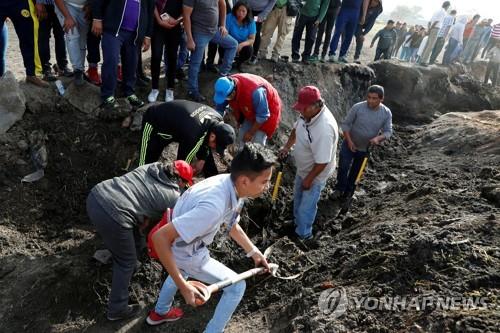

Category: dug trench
[0, 60, 499, 333]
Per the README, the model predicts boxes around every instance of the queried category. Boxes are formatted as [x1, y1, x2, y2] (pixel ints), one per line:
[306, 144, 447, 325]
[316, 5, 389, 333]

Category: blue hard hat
[213, 77, 235, 105]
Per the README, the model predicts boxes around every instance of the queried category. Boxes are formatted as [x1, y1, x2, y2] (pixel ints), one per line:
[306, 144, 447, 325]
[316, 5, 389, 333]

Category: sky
[381, 0, 500, 22]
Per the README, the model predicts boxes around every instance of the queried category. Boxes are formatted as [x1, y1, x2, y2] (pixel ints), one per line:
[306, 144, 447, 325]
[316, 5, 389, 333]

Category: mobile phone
[160, 13, 170, 21]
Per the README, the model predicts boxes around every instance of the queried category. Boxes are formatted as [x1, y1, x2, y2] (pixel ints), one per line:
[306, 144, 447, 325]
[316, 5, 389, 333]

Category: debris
[93, 249, 112, 265]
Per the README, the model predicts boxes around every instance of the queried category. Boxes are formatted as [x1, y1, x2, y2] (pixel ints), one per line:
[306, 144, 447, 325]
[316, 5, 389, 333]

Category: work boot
[42, 69, 57, 82]
[87, 66, 101, 85]
[107, 304, 141, 321]
[146, 307, 184, 325]
[126, 94, 145, 108]
[26, 76, 50, 87]
[74, 69, 85, 86]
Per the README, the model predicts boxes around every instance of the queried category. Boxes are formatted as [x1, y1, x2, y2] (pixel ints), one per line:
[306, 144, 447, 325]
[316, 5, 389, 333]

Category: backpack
[287, 0, 301, 17]
[147, 208, 172, 260]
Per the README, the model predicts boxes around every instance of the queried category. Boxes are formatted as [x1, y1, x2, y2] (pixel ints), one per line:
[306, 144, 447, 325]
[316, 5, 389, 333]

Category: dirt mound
[1, 62, 499, 333]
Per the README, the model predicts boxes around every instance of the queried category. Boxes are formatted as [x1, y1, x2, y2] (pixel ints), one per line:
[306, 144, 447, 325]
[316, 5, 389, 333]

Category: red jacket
[229, 74, 282, 138]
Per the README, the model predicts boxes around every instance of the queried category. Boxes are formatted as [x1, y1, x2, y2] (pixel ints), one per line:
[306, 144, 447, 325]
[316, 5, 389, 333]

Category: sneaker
[146, 308, 184, 326]
[292, 58, 301, 63]
[26, 75, 49, 87]
[338, 56, 348, 63]
[320, 55, 327, 63]
[328, 55, 337, 63]
[187, 91, 206, 102]
[60, 66, 74, 77]
[42, 69, 57, 82]
[309, 55, 319, 63]
[148, 89, 159, 103]
[117, 64, 123, 82]
[74, 69, 85, 86]
[100, 96, 118, 111]
[87, 66, 101, 85]
[248, 56, 258, 65]
[165, 89, 174, 102]
[127, 94, 145, 108]
[107, 304, 142, 321]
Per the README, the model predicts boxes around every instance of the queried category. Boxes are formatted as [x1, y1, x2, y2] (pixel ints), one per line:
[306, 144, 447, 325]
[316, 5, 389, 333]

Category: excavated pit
[0, 60, 499, 333]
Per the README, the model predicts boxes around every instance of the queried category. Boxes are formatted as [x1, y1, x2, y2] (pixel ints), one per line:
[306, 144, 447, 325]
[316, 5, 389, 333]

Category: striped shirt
[437, 15, 455, 37]
[492, 23, 500, 39]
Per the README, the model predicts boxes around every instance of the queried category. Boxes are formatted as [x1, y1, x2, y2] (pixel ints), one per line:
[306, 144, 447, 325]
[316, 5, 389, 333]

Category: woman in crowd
[225, 1, 256, 71]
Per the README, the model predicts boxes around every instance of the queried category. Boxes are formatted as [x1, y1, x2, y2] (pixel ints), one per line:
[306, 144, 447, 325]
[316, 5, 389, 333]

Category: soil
[1, 25, 500, 333]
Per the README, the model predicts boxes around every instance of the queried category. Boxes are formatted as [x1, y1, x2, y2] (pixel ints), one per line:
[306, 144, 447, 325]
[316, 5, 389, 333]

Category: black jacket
[91, 0, 155, 44]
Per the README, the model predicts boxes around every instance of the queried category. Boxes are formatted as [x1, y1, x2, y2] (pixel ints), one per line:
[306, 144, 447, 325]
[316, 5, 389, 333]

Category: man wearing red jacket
[214, 73, 282, 146]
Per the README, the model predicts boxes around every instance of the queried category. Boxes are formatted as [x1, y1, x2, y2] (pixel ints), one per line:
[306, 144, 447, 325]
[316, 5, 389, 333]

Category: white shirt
[430, 8, 447, 29]
[292, 106, 339, 184]
[437, 15, 455, 37]
[171, 174, 243, 267]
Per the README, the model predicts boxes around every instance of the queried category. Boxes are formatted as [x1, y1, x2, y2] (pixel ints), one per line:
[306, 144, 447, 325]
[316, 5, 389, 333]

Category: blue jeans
[293, 175, 326, 239]
[335, 140, 368, 195]
[237, 119, 267, 147]
[442, 38, 459, 65]
[188, 30, 237, 95]
[0, 23, 7, 76]
[154, 257, 246, 333]
[329, 8, 359, 58]
[400, 46, 411, 61]
[55, 4, 88, 71]
[101, 29, 138, 100]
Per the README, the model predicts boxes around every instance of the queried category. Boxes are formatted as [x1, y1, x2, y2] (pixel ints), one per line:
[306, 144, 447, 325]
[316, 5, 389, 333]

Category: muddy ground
[1, 54, 500, 333]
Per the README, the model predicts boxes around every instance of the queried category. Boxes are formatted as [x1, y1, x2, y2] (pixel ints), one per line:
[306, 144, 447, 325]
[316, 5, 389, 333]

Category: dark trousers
[354, 28, 365, 60]
[481, 38, 496, 58]
[87, 29, 101, 65]
[206, 41, 222, 66]
[291, 13, 318, 61]
[151, 25, 182, 89]
[313, 10, 337, 57]
[335, 141, 368, 194]
[0, 0, 40, 76]
[429, 36, 445, 64]
[101, 29, 138, 100]
[38, 4, 67, 72]
[217, 44, 253, 68]
[87, 192, 139, 316]
[442, 37, 459, 65]
[252, 10, 263, 58]
[484, 60, 499, 85]
[374, 47, 391, 61]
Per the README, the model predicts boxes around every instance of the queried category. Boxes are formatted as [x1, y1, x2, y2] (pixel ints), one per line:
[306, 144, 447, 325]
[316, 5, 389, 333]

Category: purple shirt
[121, 0, 141, 32]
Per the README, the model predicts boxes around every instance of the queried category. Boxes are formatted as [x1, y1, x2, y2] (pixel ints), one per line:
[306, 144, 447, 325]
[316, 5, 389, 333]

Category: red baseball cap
[174, 160, 194, 186]
[293, 86, 322, 111]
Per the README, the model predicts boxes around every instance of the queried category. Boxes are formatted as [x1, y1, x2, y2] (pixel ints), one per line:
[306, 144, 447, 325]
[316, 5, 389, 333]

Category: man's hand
[219, 25, 228, 37]
[359, 16, 366, 25]
[187, 38, 196, 51]
[36, 3, 47, 20]
[251, 250, 270, 273]
[236, 43, 243, 54]
[142, 37, 151, 52]
[302, 177, 313, 190]
[63, 15, 77, 33]
[369, 135, 384, 145]
[243, 130, 254, 143]
[278, 147, 289, 160]
[314, 20, 320, 27]
[92, 19, 103, 37]
[180, 283, 204, 307]
[347, 140, 357, 152]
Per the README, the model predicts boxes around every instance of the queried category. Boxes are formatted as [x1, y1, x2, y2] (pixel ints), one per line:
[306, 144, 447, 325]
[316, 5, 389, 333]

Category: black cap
[212, 123, 235, 155]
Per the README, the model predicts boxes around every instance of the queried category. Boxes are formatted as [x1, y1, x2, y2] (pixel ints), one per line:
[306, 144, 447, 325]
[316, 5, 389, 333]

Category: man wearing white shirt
[420, 1, 451, 65]
[430, 9, 456, 64]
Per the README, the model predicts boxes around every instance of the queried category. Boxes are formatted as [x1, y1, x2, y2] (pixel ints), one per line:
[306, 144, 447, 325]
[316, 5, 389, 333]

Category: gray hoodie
[91, 163, 180, 228]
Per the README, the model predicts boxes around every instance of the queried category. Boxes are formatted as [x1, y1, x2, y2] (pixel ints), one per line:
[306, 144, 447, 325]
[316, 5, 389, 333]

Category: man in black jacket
[91, 0, 154, 110]
[139, 100, 236, 177]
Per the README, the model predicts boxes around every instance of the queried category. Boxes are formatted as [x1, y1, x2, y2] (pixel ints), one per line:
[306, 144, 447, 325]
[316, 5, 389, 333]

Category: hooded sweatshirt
[91, 163, 180, 228]
[449, 16, 468, 44]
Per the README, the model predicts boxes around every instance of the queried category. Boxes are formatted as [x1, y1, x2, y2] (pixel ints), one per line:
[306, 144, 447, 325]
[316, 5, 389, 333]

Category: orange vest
[229, 74, 282, 138]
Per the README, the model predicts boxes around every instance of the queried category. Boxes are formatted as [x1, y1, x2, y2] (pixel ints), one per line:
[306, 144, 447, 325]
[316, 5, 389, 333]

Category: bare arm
[183, 5, 194, 49]
[229, 224, 270, 271]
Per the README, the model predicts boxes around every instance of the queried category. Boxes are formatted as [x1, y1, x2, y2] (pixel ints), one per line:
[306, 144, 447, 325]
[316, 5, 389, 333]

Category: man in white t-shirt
[147, 143, 275, 332]
[420, 1, 451, 65]
[279, 86, 339, 241]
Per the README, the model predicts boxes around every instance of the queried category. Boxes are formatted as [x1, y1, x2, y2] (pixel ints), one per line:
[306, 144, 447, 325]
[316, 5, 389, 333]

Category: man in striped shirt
[482, 22, 500, 58]
[429, 9, 456, 64]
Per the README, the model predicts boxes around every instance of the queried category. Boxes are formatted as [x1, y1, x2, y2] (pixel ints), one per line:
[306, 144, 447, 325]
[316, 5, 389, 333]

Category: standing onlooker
[0, 0, 49, 86]
[291, 0, 330, 63]
[54, 0, 89, 86]
[184, 0, 237, 102]
[419, 1, 451, 66]
[279, 86, 338, 242]
[392, 22, 407, 57]
[247, 0, 277, 64]
[399, 26, 415, 61]
[442, 15, 466, 65]
[481, 22, 500, 58]
[310, 0, 341, 62]
[476, 19, 493, 61]
[370, 19, 396, 61]
[328, 0, 370, 63]
[484, 40, 499, 86]
[225, 1, 256, 70]
[409, 27, 426, 63]
[148, 0, 183, 103]
[463, 14, 480, 47]
[259, 0, 300, 62]
[86, 8, 101, 85]
[36, 0, 70, 81]
[91, 0, 154, 110]
[331, 85, 392, 202]
[462, 19, 489, 64]
[429, 9, 456, 64]
[0, 21, 7, 76]
[353, 0, 383, 63]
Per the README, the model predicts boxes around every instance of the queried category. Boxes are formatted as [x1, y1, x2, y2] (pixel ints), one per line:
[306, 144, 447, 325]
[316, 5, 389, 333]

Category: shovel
[338, 152, 370, 216]
[189, 263, 279, 306]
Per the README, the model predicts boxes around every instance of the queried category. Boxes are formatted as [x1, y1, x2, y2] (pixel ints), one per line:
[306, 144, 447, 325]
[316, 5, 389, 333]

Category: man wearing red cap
[86, 160, 193, 321]
[279, 86, 339, 242]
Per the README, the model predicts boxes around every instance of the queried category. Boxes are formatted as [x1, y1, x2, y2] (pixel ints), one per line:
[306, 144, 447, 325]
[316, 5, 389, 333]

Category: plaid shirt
[437, 15, 455, 38]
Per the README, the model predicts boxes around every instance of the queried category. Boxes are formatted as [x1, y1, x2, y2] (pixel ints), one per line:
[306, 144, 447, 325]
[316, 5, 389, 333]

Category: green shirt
[276, 0, 288, 8]
[300, 0, 330, 23]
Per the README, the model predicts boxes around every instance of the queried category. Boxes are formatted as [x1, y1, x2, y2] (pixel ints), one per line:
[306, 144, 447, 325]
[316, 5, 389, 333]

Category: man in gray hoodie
[86, 160, 193, 321]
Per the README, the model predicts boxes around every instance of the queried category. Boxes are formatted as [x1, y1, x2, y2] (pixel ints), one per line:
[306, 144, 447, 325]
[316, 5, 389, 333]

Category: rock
[0, 71, 26, 134]
[20, 79, 58, 114]
[481, 186, 500, 207]
[368, 60, 500, 124]
[64, 80, 101, 115]
[17, 140, 28, 151]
